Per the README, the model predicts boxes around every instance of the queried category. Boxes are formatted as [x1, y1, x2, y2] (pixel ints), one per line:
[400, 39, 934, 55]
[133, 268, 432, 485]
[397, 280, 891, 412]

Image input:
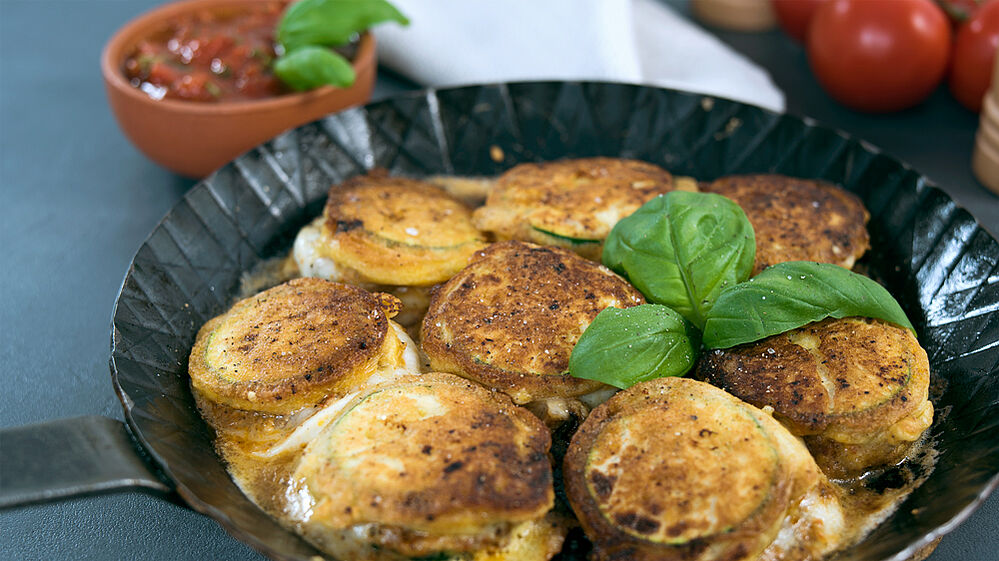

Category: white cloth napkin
[373, 0, 785, 112]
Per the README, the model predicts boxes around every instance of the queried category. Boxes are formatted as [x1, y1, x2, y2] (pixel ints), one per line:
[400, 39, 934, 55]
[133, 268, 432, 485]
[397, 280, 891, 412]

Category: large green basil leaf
[278, 0, 409, 52]
[569, 305, 700, 389]
[702, 261, 916, 349]
[274, 46, 356, 91]
[602, 191, 755, 330]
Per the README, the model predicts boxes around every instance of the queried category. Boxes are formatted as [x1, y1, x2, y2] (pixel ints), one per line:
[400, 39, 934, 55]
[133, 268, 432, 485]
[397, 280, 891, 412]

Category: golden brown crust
[188, 278, 402, 414]
[473, 158, 689, 260]
[703, 174, 870, 274]
[564, 377, 817, 561]
[319, 170, 487, 286]
[420, 241, 645, 404]
[300, 513, 569, 561]
[697, 317, 932, 476]
[294, 373, 554, 536]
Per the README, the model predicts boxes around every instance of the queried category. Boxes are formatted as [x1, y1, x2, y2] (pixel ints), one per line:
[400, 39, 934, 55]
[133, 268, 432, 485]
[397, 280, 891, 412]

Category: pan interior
[110, 81, 999, 561]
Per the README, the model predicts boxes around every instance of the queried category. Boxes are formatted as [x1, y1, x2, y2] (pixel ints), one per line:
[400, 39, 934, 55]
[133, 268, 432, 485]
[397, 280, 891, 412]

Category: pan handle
[0, 416, 171, 507]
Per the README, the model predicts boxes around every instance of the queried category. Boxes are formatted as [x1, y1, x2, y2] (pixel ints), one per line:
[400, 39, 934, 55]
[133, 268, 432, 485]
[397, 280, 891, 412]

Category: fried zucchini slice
[702, 174, 870, 274]
[421, 241, 644, 404]
[564, 377, 844, 561]
[291, 373, 566, 561]
[472, 158, 689, 260]
[188, 278, 409, 415]
[294, 171, 487, 287]
[697, 317, 933, 477]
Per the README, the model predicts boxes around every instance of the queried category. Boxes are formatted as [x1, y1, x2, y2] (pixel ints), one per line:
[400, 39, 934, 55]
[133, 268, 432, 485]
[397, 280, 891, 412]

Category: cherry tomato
[807, 0, 952, 112]
[950, 0, 999, 111]
[772, 0, 827, 42]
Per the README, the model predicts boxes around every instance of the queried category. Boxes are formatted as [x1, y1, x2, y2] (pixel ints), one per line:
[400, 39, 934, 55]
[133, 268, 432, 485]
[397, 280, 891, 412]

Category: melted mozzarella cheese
[293, 216, 342, 280]
[393, 322, 421, 374]
[256, 322, 423, 459]
[258, 391, 361, 459]
[762, 484, 846, 561]
[579, 386, 618, 409]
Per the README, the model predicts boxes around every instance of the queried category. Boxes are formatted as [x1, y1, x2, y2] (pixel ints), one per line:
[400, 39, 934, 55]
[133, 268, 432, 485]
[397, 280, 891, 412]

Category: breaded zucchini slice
[188, 278, 410, 415]
[564, 377, 844, 561]
[294, 170, 487, 287]
[697, 317, 933, 477]
[291, 373, 566, 561]
[702, 174, 870, 274]
[472, 158, 688, 260]
[421, 241, 644, 404]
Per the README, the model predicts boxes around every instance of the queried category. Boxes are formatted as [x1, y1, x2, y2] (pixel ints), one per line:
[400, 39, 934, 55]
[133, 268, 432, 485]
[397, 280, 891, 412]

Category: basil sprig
[702, 261, 916, 349]
[274, 0, 408, 91]
[569, 305, 700, 389]
[279, 0, 408, 52]
[602, 191, 755, 330]
[569, 185, 916, 391]
[274, 46, 356, 91]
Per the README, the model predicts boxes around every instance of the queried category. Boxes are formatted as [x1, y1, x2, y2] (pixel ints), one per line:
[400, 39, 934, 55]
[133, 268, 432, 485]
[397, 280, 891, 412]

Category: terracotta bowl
[101, 0, 376, 178]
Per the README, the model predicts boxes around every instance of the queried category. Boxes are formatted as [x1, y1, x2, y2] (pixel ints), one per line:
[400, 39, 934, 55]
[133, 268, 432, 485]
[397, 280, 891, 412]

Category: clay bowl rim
[100, 0, 376, 116]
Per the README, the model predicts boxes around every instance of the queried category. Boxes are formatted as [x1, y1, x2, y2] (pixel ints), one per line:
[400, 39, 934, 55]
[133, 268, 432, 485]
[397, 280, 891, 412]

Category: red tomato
[772, 0, 827, 42]
[950, 1, 999, 111]
[807, 0, 952, 112]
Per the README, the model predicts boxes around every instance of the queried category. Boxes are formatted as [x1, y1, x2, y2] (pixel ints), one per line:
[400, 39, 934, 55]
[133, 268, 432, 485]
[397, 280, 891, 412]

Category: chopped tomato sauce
[123, 2, 289, 102]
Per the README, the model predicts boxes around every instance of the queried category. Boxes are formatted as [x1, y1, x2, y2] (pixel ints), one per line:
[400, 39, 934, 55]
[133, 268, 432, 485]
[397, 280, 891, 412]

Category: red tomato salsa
[124, 2, 289, 102]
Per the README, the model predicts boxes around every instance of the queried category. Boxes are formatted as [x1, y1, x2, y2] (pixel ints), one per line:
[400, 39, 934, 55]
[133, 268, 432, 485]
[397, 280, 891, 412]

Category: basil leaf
[702, 261, 916, 349]
[569, 305, 701, 389]
[602, 191, 755, 330]
[274, 46, 356, 91]
[278, 0, 409, 52]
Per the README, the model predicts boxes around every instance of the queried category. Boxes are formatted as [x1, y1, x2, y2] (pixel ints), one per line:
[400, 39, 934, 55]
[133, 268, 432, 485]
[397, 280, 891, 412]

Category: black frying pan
[2, 82, 998, 561]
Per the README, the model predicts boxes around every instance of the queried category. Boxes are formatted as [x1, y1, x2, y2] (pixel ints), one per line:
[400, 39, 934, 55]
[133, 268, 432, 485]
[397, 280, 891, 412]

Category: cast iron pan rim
[109, 288, 302, 560]
[107, 80, 999, 561]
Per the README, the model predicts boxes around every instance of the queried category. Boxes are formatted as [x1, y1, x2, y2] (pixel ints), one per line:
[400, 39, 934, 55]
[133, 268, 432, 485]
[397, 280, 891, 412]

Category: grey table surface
[1, 1, 997, 560]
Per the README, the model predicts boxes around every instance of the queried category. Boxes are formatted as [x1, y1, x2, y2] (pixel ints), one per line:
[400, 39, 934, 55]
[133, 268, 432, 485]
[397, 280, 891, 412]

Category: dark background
[1, 1, 997, 559]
